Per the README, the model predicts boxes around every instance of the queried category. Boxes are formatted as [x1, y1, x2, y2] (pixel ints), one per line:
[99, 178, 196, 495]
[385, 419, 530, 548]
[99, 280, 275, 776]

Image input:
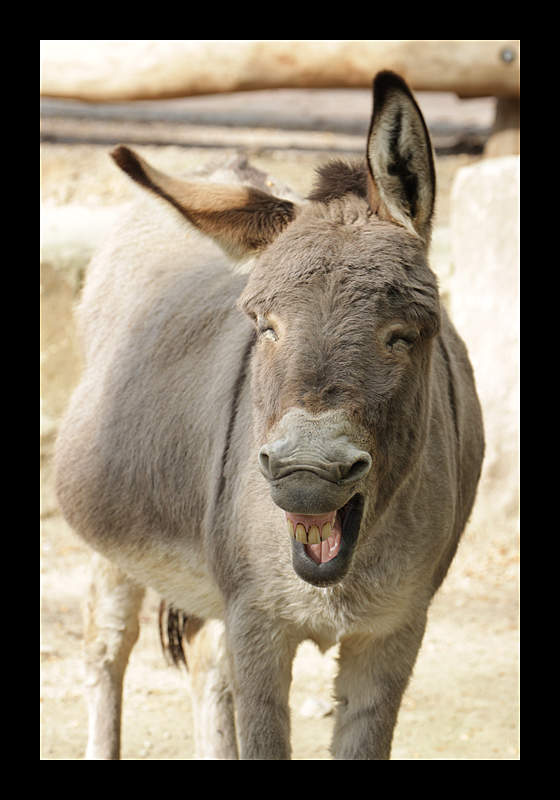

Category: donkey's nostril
[258, 447, 272, 479]
[338, 453, 372, 485]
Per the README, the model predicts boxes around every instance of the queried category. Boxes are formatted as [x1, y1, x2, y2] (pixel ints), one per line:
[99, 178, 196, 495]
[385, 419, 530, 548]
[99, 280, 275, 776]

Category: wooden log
[484, 97, 521, 157]
[40, 40, 520, 102]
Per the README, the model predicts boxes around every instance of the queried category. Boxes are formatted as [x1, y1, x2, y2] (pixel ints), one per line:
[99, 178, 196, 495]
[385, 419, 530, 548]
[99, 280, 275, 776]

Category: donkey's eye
[257, 315, 278, 341]
[385, 327, 418, 353]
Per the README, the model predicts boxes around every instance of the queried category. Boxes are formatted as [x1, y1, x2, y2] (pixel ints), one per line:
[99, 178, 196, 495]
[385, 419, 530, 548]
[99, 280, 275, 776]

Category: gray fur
[55, 71, 484, 760]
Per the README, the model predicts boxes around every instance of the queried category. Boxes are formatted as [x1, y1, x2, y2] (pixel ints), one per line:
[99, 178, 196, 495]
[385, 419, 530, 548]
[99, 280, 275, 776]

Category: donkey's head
[112, 71, 440, 586]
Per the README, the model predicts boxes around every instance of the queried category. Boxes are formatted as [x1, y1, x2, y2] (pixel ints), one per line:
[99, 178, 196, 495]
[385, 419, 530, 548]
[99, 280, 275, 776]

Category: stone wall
[450, 156, 520, 542]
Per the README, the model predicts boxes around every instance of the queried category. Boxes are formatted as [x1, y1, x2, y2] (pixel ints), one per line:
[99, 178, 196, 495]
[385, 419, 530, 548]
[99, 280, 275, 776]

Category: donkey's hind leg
[187, 618, 238, 759]
[83, 552, 145, 760]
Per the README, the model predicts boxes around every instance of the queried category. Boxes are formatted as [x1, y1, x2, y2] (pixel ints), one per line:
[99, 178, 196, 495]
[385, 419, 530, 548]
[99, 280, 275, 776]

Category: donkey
[55, 71, 484, 760]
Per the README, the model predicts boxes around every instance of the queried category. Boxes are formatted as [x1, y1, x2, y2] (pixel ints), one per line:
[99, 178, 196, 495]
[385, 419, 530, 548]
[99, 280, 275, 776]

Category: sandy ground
[40, 90, 519, 760]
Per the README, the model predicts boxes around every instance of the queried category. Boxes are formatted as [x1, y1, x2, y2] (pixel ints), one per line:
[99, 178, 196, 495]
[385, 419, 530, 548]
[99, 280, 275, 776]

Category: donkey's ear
[111, 146, 297, 267]
[366, 72, 436, 242]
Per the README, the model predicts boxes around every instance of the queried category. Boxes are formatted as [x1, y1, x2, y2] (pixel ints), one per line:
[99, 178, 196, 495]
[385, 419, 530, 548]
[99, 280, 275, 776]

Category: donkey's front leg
[332, 621, 427, 760]
[227, 610, 297, 760]
[83, 552, 145, 760]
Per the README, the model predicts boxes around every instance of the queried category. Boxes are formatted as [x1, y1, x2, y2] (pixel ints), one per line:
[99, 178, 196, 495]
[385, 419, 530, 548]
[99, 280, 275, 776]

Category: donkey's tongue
[285, 511, 342, 565]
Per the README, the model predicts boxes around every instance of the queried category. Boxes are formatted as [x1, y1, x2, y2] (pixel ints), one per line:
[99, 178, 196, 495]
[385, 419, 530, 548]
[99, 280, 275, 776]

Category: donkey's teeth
[285, 513, 337, 544]
[320, 522, 332, 542]
[295, 523, 307, 543]
[308, 524, 321, 545]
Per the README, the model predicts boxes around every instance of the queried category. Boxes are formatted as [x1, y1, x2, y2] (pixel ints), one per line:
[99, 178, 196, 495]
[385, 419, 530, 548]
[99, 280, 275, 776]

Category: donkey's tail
[158, 601, 204, 669]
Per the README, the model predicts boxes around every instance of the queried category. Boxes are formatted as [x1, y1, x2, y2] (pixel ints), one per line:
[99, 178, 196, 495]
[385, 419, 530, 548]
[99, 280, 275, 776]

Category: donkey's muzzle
[258, 409, 372, 515]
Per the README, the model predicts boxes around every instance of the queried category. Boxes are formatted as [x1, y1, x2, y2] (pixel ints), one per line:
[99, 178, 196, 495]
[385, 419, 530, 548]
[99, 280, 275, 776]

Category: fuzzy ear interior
[366, 72, 436, 242]
[111, 146, 298, 266]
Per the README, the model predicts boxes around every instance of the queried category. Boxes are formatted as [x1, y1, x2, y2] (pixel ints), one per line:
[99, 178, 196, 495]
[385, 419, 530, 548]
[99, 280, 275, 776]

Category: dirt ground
[40, 89, 519, 760]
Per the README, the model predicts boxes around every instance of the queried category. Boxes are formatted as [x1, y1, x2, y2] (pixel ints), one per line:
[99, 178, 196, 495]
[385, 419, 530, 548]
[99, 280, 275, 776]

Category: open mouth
[287, 495, 364, 586]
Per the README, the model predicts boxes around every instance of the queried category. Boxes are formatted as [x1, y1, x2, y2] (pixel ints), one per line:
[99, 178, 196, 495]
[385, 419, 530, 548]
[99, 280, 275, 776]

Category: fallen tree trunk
[40, 40, 520, 102]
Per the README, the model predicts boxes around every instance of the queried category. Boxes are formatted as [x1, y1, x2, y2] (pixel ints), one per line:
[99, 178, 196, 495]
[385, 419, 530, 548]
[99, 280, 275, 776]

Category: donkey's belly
[98, 533, 224, 620]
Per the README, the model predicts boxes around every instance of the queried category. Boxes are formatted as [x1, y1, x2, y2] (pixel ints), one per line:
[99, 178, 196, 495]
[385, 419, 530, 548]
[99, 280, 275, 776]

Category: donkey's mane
[307, 159, 369, 204]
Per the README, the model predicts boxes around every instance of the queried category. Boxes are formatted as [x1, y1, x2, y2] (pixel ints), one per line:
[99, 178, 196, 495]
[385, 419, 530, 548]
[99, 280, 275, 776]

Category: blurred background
[40, 40, 519, 760]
